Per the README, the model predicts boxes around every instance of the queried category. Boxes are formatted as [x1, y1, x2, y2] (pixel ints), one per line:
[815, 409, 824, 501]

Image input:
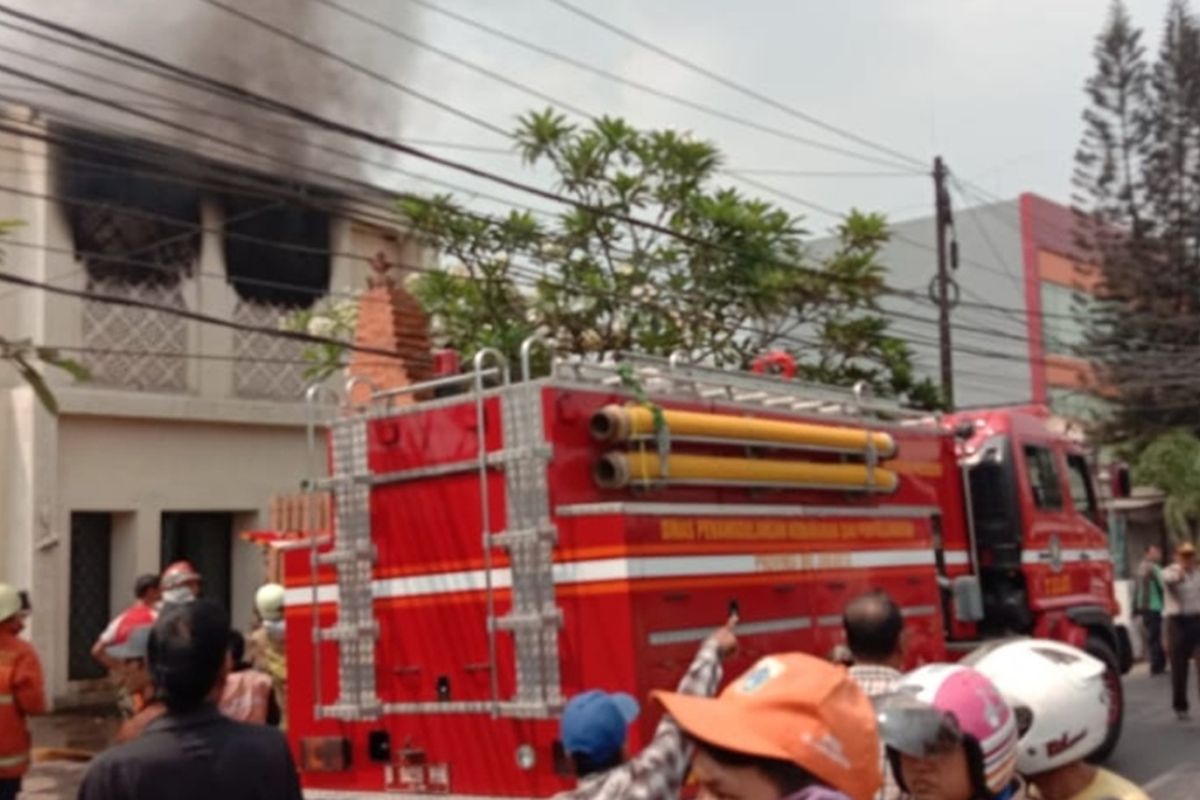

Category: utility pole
[932, 156, 958, 410]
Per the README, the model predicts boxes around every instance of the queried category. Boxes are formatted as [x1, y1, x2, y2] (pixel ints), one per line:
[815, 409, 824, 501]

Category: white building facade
[0, 112, 424, 706]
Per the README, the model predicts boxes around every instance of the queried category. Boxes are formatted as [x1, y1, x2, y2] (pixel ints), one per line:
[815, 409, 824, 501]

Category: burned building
[0, 111, 431, 706]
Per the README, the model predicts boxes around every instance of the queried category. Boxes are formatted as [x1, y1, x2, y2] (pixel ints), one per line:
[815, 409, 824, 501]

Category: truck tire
[1085, 634, 1124, 763]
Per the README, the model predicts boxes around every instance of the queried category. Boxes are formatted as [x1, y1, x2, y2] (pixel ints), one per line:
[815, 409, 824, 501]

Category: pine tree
[1076, 0, 1200, 446]
[1074, 0, 1147, 236]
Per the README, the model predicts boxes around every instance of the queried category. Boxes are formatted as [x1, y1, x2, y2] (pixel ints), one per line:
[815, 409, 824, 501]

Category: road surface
[18, 666, 1200, 799]
[1108, 665, 1200, 800]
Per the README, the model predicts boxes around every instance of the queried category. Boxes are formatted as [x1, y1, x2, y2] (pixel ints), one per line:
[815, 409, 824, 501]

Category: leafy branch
[403, 109, 939, 409]
[0, 338, 89, 414]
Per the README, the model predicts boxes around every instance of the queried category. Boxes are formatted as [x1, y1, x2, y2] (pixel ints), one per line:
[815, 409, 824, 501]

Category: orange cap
[653, 653, 881, 800]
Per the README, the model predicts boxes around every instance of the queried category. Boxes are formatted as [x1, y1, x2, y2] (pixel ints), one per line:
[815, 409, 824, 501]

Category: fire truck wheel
[1085, 633, 1124, 763]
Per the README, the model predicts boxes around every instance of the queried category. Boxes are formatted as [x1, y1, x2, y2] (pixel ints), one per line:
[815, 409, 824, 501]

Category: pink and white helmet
[879, 664, 1019, 797]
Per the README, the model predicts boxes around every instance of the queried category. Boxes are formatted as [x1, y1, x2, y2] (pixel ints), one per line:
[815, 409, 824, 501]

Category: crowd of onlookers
[1134, 540, 1200, 721]
[556, 589, 1147, 800]
[0, 561, 288, 800]
[3, 546, 1193, 800]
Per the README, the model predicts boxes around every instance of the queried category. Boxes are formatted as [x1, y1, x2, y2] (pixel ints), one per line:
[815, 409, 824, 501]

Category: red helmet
[161, 561, 201, 591]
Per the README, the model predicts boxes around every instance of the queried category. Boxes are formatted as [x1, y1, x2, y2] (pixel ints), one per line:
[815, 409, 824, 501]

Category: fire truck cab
[278, 342, 1127, 798]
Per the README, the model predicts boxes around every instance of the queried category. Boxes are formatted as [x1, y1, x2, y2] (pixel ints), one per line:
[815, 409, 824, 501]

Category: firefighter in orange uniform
[0, 583, 46, 800]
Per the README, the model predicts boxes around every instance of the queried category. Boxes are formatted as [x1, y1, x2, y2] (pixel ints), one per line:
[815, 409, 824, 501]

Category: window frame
[1023, 444, 1065, 511]
[1065, 452, 1099, 520]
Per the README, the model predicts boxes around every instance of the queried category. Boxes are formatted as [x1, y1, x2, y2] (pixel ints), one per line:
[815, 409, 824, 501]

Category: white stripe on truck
[284, 548, 939, 607]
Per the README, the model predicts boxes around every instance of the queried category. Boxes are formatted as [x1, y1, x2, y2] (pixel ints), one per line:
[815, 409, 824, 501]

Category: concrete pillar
[108, 512, 139, 617]
[18, 389, 63, 705]
[195, 198, 235, 399]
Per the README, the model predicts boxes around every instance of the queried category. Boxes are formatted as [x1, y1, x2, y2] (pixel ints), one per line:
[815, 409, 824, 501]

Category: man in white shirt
[843, 590, 904, 800]
[1162, 541, 1200, 720]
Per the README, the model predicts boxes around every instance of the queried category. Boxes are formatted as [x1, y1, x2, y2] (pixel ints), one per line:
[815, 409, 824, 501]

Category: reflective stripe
[649, 614, 812, 646]
[0, 694, 12, 704]
[0, 752, 29, 769]
[287, 549, 941, 607]
[1022, 548, 1112, 565]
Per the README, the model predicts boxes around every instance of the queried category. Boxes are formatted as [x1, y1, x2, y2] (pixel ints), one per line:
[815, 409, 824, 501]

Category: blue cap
[560, 690, 640, 761]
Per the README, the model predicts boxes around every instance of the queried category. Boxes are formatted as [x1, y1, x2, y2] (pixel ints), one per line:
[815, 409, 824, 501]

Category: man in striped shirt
[553, 618, 738, 800]
[843, 590, 904, 800]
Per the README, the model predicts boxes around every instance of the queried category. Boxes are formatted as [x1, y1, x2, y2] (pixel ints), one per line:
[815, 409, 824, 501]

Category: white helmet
[967, 638, 1108, 775]
[255, 583, 285, 622]
[0, 583, 20, 622]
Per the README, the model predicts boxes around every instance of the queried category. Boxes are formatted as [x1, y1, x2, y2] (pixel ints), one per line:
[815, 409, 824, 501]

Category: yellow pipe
[594, 451, 898, 492]
[590, 404, 896, 458]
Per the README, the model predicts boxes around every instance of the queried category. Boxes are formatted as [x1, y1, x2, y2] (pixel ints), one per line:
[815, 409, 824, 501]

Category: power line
[304, 0, 595, 120]
[731, 165, 1126, 340]
[36, 343, 346, 367]
[547, 0, 928, 171]
[0, 100, 1151, 370]
[0, 35, 561, 219]
[0, 268, 406, 359]
[0, 9, 1164, 374]
[17, 79, 1095, 346]
[393, 0, 924, 173]
[0, 48, 921, 323]
[0, 4, 1027, 335]
[0, 178, 1104, 377]
[194, 0, 511, 139]
[949, 178, 1025, 292]
[0, 0, 1098, 346]
[723, 168, 921, 179]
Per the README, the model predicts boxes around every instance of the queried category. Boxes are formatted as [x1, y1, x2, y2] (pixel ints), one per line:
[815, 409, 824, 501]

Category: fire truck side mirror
[951, 575, 984, 622]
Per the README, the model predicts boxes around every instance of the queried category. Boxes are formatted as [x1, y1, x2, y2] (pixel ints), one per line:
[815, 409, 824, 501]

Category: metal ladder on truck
[303, 338, 564, 722]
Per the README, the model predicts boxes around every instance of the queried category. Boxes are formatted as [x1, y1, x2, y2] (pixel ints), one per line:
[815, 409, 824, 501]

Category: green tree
[785, 211, 942, 409]
[1135, 429, 1200, 544]
[405, 109, 938, 407]
[1076, 1, 1200, 447]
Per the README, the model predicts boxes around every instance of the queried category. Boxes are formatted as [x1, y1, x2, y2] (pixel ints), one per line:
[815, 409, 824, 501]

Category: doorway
[161, 512, 233, 611]
[68, 512, 112, 681]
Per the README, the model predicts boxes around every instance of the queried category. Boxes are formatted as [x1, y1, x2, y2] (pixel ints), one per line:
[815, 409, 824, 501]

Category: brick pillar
[347, 252, 432, 405]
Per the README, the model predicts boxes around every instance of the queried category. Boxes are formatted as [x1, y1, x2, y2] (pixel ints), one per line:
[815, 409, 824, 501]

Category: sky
[388, 0, 1177, 232]
[0, 0, 1180, 401]
[0, 0, 1179, 236]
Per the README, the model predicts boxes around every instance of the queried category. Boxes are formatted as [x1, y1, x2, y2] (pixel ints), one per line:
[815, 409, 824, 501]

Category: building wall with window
[0, 114, 429, 705]
[863, 192, 1107, 420]
[1018, 193, 1110, 421]
[880, 199, 1031, 407]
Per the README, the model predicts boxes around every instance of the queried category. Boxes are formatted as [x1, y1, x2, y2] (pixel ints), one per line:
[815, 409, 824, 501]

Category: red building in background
[879, 191, 1107, 421]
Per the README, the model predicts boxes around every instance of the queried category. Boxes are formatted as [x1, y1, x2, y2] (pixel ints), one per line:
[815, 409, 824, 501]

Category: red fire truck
[275, 340, 1130, 799]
